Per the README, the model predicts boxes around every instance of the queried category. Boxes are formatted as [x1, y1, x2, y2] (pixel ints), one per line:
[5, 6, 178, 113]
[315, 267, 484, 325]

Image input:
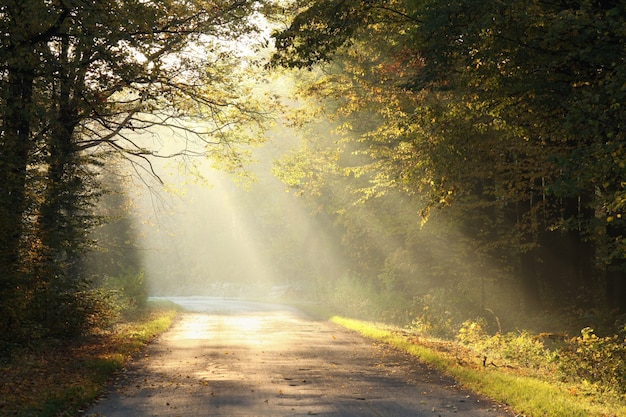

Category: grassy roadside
[329, 315, 626, 417]
[0, 301, 180, 417]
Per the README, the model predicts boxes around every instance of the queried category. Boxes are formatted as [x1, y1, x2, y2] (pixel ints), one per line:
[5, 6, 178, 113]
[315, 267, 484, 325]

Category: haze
[129, 121, 346, 301]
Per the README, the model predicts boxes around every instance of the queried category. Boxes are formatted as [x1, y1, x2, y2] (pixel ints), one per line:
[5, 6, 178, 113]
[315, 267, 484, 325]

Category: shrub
[43, 288, 120, 338]
[456, 320, 558, 374]
[497, 331, 557, 370]
[102, 269, 148, 309]
[558, 327, 626, 394]
[457, 319, 488, 345]
[410, 291, 458, 338]
[320, 273, 412, 323]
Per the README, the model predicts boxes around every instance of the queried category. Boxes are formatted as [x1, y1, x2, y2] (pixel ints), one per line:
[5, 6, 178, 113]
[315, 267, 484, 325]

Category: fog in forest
[126, 124, 345, 300]
[114, 102, 508, 328]
[100, 35, 626, 335]
[93, 17, 530, 328]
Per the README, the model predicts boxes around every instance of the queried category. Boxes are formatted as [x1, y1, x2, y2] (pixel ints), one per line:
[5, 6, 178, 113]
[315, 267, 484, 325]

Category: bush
[410, 291, 458, 338]
[102, 269, 148, 309]
[455, 320, 559, 375]
[456, 319, 488, 345]
[321, 273, 412, 323]
[43, 288, 120, 338]
[497, 331, 557, 370]
[558, 327, 626, 394]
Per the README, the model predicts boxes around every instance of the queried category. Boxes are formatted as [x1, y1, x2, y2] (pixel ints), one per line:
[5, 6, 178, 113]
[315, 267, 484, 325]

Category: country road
[83, 297, 514, 417]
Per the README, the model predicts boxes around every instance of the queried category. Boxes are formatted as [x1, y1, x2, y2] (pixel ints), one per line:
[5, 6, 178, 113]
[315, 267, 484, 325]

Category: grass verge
[330, 316, 626, 417]
[0, 301, 180, 417]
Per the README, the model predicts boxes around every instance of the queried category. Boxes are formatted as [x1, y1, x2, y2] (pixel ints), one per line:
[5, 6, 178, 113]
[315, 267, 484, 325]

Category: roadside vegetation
[0, 299, 180, 417]
[331, 316, 626, 417]
[301, 303, 626, 417]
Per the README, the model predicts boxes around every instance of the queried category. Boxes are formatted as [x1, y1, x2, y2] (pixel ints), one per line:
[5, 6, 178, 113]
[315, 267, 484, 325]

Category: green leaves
[271, 0, 366, 68]
[270, 0, 626, 313]
[0, 0, 280, 349]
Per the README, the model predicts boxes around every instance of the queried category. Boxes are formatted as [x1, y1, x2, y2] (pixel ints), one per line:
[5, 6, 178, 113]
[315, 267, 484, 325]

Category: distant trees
[270, 0, 626, 320]
[0, 0, 276, 349]
[78, 167, 146, 306]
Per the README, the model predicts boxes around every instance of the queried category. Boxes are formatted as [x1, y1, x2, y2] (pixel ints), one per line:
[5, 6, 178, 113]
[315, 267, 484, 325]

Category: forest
[264, 0, 626, 333]
[0, 0, 277, 350]
[1, 0, 625, 373]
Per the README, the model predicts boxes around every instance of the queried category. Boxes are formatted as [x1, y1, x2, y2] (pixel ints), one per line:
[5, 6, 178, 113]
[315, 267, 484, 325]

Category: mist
[113, 90, 507, 331]
[126, 124, 346, 300]
[108, 60, 614, 337]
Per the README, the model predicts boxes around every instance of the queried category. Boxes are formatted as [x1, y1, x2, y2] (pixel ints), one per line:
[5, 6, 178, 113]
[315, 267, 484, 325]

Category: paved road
[83, 297, 514, 417]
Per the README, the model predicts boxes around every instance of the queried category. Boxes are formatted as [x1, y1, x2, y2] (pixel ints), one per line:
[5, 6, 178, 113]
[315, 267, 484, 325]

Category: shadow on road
[84, 297, 514, 417]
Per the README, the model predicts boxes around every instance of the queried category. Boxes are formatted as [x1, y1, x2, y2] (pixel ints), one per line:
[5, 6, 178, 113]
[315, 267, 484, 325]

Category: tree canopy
[270, 0, 626, 319]
[0, 0, 278, 348]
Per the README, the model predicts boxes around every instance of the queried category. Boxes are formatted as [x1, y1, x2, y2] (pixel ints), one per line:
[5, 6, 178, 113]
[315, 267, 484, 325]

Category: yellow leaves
[607, 214, 622, 222]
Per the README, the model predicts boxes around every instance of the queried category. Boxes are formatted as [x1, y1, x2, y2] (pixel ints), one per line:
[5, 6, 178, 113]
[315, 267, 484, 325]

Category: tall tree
[271, 0, 626, 313]
[0, 0, 278, 343]
[412, 0, 626, 310]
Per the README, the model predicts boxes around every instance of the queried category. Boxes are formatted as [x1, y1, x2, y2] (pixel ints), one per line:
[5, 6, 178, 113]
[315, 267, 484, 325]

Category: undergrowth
[326, 313, 626, 417]
[308, 277, 626, 415]
[317, 276, 626, 406]
[0, 301, 179, 417]
[452, 319, 626, 400]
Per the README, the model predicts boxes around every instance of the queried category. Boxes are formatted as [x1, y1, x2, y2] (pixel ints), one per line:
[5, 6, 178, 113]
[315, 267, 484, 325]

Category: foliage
[319, 273, 411, 324]
[456, 320, 559, 376]
[101, 269, 148, 309]
[453, 320, 626, 398]
[36, 288, 121, 339]
[0, 304, 178, 417]
[326, 314, 626, 417]
[270, 1, 626, 407]
[270, 0, 626, 328]
[0, 0, 279, 351]
[410, 291, 457, 339]
[559, 327, 626, 395]
[79, 167, 143, 283]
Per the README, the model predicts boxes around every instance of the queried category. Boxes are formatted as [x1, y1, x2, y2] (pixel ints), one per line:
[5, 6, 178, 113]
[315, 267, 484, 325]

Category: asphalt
[82, 297, 515, 417]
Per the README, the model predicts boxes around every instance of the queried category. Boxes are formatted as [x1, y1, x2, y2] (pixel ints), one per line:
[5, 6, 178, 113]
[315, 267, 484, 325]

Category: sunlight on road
[173, 314, 266, 341]
[174, 314, 214, 340]
[160, 298, 300, 350]
[86, 298, 513, 417]
[225, 315, 264, 333]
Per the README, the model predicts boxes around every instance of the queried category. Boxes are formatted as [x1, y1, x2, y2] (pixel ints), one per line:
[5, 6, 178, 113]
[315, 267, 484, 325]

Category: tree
[271, 0, 626, 315]
[0, 0, 278, 345]
[412, 0, 626, 311]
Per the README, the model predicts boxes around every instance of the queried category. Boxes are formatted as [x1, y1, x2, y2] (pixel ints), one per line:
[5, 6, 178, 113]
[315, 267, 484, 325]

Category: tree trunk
[0, 69, 35, 339]
[38, 53, 78, 284]
[606, 218, 626, 313]
[516, 195, 542, 312]
[519, 238, 542, 312]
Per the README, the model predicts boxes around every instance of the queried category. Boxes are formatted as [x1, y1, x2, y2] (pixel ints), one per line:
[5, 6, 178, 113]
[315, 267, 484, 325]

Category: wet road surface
[83, 297, 514, 416]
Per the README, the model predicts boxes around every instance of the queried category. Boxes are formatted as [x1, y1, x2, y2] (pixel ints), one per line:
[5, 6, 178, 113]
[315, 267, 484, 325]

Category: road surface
[83, 297, 514, 417]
